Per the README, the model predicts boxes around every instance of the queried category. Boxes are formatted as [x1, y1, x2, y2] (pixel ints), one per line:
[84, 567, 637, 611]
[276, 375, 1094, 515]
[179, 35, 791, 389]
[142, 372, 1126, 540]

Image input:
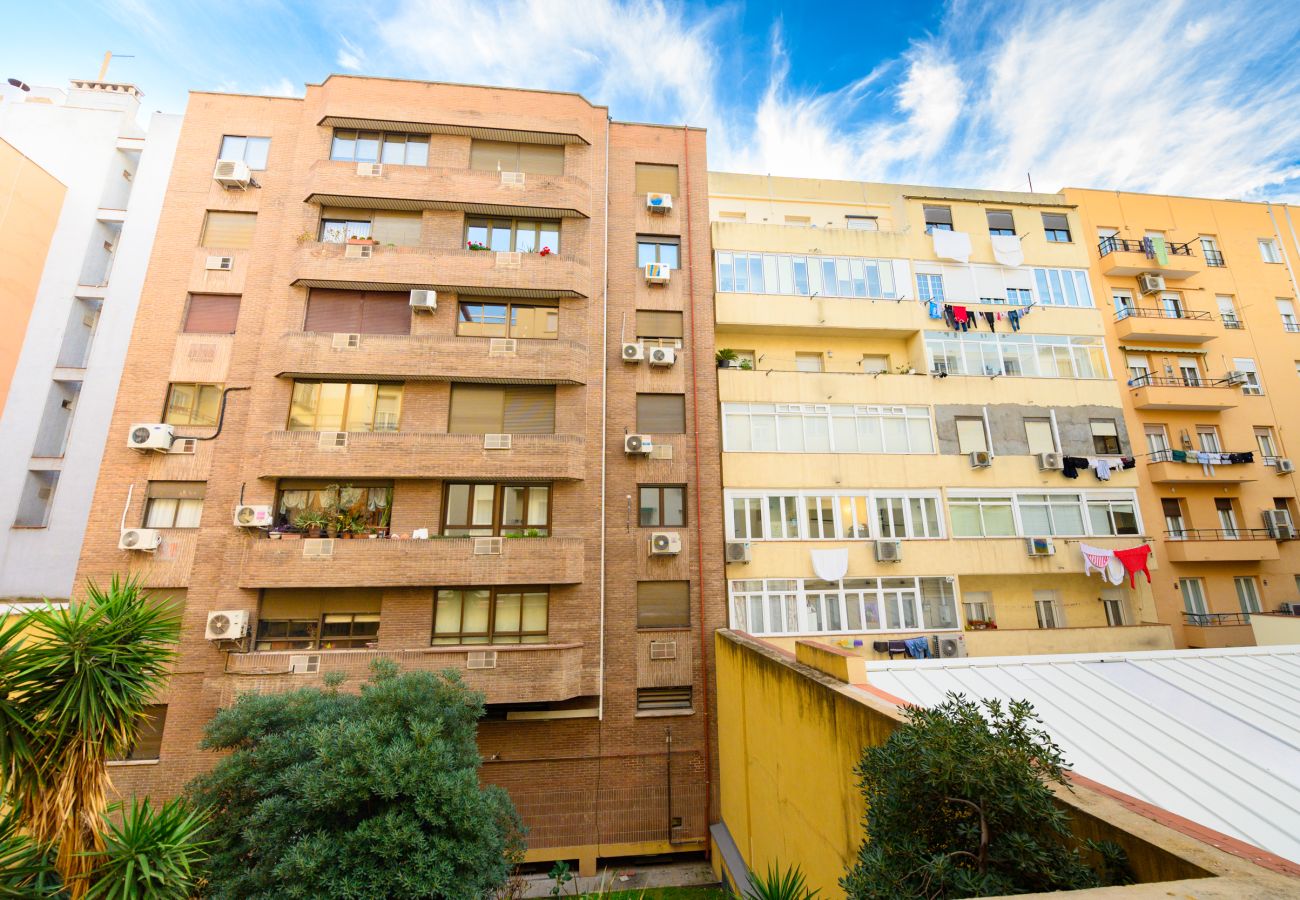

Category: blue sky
[6, 0, 1300, 200]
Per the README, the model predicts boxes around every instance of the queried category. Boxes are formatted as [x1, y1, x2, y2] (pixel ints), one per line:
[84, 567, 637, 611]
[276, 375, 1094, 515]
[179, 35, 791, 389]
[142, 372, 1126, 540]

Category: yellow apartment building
[709, 173, 1175, 656]
[1067, 189, 1300, 648]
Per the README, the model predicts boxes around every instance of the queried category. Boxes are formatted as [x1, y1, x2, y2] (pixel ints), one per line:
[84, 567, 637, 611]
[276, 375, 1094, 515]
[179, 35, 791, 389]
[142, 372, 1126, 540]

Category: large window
[923, 205, 953, 233]
[319, 209, 421, 246]
[164, 383, 222, 426]
[275, 481, 393, 533]
[143, 482, 205, 529]
[986, 209, 1015, 236]
[442, 483, 550, 536]
[457, 299, 558, 339]
[729, 576, 958, 637]
[305, 289, 411, 335]
[637, 581, 690, 628]
[634, 163, 679, 195]
[925, 332, 1111, 379]
[949, 491, 1140, 538]
[218, 135, 270, 170]
[1031, 268, 1094, 307]
[714, 251, 898, 299]
[640, 485, 685, 527]
[636, 310, 683, 348]
[465, 216, 560, 253]
[470, 140, 564, 175]
[433, 588, 548, 644]
[726, 490, 941, 541]
[288, 381, 402, 432]
[1041, 213, 1072, 242]
[447, 384, 556, 434]
[636, 393, 686, 434]
[330, 130, 429, 166]
[637, 235, 680, 268]
[200, 211, 256, 249]
[722, 402, 934, 454]
[949, 496, 1015, 537]
[183, 294, 240, 334]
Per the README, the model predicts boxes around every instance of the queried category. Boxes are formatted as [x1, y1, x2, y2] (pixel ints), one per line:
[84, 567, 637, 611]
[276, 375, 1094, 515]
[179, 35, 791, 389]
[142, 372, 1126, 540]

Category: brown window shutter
[517, 143, 565, 175]
[503, 386, 556, 434]
[636, 394, 685, 434]
[183, 294, 241, 333]
[304, 290, 363, 333]
[201, 211, 257, 248]
[448, 385, 505, 433]
[634, 163, 680, 195]
[635, 310, 683, 338]
[469, 140, 517, 172]
[636, 581, 690, 627]
[359, 292, 412, 335]
[146, 481, 207, 500]
[370, 212, 422, 247]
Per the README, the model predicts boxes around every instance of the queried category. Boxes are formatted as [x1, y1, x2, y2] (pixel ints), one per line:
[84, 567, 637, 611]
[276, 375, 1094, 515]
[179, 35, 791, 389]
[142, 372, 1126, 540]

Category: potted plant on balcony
[539, 246, 552, 257]
[716, 348, 738, 369]
[294, 510, 327, 538]
[346, 234, 377, 245]
[466, 240, 489, 251]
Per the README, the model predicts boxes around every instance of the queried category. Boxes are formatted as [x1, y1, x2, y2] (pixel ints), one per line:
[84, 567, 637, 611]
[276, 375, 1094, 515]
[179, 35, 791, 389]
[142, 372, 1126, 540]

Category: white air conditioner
[649, 640, 677, 659]
[1138, 273, 1166, 294]
[128, 423, 174, 452]
[118, 528, 162, 552]
[622, 342, 645, 362]
[205, 255, 233, 271]
[318, 431, 347, 450]
[289, 654, 320, 674]
[875, 540, 902, 562]
[969, 450, 992, 468]
[649, 531, 682, 555]
[488, 338, 517, 355]
[1263, 509, 1296, 540]
[725, 541, 751, 563]
[473, 536, 503, 555]
[938, 634, 968, 659]
[331, 332, 361, 350]
[1276, 458, 1295, 474]
[624, 433, 653, 454]
[205, 609, 249, 641]
[644, 262, 671, 285]
[356, 162, 383, 177]
[344, 243, 373, 259]
[1026, 537, 1055, 556]
[233, 504, 273, 528]
[1225, 370, 1248, 385]
[1036, 452, 1063, 471]
[484, 433, 512, 449]
[648, 346, 677, 367]
[409, 289, 437, 312]
[646, 192, 673, 213]
[500, 171, 525, 186]
[212, 159, 251, 189]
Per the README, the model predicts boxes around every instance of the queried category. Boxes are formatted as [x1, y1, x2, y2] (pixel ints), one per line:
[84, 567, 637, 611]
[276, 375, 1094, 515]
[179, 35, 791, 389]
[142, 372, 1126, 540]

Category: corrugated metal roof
[864, 646, 1300, 864]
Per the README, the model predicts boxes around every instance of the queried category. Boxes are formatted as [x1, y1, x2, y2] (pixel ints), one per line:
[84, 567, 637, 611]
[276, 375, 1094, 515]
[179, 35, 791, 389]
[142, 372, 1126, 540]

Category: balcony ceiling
[289, 276, 585, 301]
[304, 192, 587, 219]
[318, 115, 590, 145]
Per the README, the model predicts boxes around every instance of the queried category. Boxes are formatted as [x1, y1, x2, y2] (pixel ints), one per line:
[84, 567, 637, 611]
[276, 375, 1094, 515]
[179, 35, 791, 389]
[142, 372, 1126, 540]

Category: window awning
[1119, 344, 1209, 355]
[304, 193, 587, 219]
[318, 115, 590, 146]
[289, 277, 585, 301]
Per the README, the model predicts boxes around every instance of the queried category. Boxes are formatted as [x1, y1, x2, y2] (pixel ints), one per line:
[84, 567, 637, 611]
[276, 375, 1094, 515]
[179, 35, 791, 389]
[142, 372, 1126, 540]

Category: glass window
[640, 485, 686, 527]
[923, 205, 953, 233]
[218, 135, 270, 170]
[331, 129, 428, 165]
[275, 481, 393, 534]
[637, 236, 680, 269]
[143, 497, 203, 528]
[255, 618, 318, 651]
[1217, 295, 1240, 328]
[924, 332, 1108, 379]
[1179, 578, 1208, 616]
[1090, 419, 1121, 455]
[1031, 268, 1094, 307]
[986, 209, 1015, 236]
[950, 496, 1015, 537]
[287, 381, 402, 432]
[955, 417, 987, 454]
[1235, 577, 1262, 615]
[320, 218, 371, 242]
[465, 217, 560, 253]
[164, 383, 222, 426]
[1035, 591, 1064, 628]
[457, 299, 557, 339]
[1259, 239, 1282, 264]
[319, 612, 381, 650]
[110, 705, 166, 761]
[1233, 357, 1263, 395]
[443, 483, 549, 536]
[1042, 213, 1071, 242]
[433, 587, 548, 644]
[721, 403, 933, 454]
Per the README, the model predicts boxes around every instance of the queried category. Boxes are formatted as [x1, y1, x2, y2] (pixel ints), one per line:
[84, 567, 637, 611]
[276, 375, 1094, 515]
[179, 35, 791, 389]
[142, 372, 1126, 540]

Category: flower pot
[308, 527, 323, 539]
[269, 532, 282, 540]
[281, 532, 302, 541]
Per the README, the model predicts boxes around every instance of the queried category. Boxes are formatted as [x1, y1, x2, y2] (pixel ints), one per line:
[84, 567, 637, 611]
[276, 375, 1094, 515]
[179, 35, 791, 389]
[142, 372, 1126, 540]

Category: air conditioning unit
[331, 332, 361, 350]
[205, 609, 249, 641]
[344, 243, 373, 259]
[969, 450, 992, 468]
[488, 338, 517, 355]
[1138, 273, 1166, 294]
[1026, 537, 1055, 556]
[1263, 509, 1296, 540]
[1036, 452, 1063, 471]
[127, 423, 174, 452]
[233, 504, 273, 528]
[649, 640, 677, 659]
[875, 540, 902, 562]
[937, 634, 968, 659]
[646, 192, 673, 213]
[500, 171, 525, 186]
[409, 289, 437, 312]
[484, 433, 512, 449]
[649, 531, 682, 555]
[622, 342, 645, 362]
[289, 654, 320, 674]
[648, 346, 676, 367]
[473, 537, 503, 555]
[725, 541, 751, 563]
[1277, 458, 1296, 474]
[356, 162, 383, 176]
[118, 528, 162, 552]
[212, 159, 251, 189]
[624, 433, 653, 454]
[644, 262, 671, 285]
[318, 431, 348, 450]
[205, 255, 233, 271]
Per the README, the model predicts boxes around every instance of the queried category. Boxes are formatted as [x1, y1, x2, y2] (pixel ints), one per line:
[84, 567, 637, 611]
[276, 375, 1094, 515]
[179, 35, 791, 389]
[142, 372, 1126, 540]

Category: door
[1179, 578, 1208, 617]
[1160, 292, 1184, 319]
[1234, 577, 1262, 618]
[1101, 589, 1127, 626]
[1162, 498, 1185, 539]
[882, 583, 918, 630]
[1197, 427, 1221, 452]
[1145, 424, 1170, 458]
[1126, 353, 1150, 383]
[1113, 289, 1134, 318]
[1033, 590, 1063, 629]
[1216, 498, 1239, 539]
[1177, 356, 1200, 385]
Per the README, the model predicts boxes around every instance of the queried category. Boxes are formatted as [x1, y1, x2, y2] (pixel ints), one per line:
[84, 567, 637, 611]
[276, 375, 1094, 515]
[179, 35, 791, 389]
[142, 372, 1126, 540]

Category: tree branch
[944, 796, 989, 872]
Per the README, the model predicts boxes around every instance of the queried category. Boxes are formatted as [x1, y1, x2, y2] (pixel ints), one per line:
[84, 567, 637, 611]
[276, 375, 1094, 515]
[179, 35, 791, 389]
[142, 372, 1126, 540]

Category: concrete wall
[933, 403, 1132, 458]
[1250, 613, 1300, 645]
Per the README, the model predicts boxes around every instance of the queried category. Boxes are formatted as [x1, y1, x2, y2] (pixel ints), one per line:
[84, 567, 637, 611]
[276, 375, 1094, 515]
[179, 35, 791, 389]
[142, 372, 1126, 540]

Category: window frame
[329, 129, 429, 166]
[163, 382, 224, 426]
[985, 209, 1016, 236]
[464, 216, 561, 253]
[722, 402, 935, 455]
[273, 480, 394, 533]
[432, 586, 550, 645]
[1259, 238, 1282, 264]
[217, 135, 270, 170]
[1090, 418, 1122, 455]
[638, 484, 687, 528]
[440, 482, 552, 536]
[923, 205, 953, 234]
[286, 380, 403, 432]
[143, 496, 204, 529]
[1041, 212, 1072, 243]
[456, 299, 559, 340]
[110, 705, 166, 762]
[637, 234, 681, 269]
[725, 489, 944, 541]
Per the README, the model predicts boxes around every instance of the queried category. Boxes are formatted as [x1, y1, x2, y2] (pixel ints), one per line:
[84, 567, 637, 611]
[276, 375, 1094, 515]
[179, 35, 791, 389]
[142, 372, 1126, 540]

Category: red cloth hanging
[952, 306, 969, 323]
[1113, 545, 1152, 587]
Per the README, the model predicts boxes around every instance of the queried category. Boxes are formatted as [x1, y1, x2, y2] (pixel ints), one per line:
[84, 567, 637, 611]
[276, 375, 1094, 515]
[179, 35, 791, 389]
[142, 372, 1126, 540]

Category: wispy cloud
[337, 35, 365, 72]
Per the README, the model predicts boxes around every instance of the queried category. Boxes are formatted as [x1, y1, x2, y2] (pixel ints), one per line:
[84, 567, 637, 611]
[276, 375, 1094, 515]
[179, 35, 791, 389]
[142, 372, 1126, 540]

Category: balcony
[1127, 375, 1240, 412]
[304, 159, 591, 219]
[258, 431, 588, 481]
[239, 535, 585, 588]
[292, 242, 590, 300]
[1098, 236, 1199, 279]
[1146, 451, 1257, 484]
[276, 332, 588, 384]
[1113, 307, 1217, 344]
[1181, 612, 1257, 649]
[1163, 529, 1280, 563]
[220, 642, 589, 705]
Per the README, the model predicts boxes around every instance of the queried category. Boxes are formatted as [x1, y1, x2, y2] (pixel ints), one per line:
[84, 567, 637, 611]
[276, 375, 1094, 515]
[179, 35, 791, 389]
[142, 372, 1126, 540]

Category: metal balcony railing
[1183, 611, 1253, 626]
[1114, 306, 1213, 322]
[1164, 528, 1275, 541]
[1098, 236, 1195, 258]
[1204, 250, 1226, 267]
[1148, 449, 1254, 464]
[1127, 374, 1235, 389]
[1222, 316, 1244, 329]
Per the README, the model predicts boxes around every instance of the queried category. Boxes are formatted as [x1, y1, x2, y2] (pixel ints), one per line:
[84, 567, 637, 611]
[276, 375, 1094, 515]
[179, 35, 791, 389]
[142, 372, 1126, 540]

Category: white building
[0, 79, 181, 599]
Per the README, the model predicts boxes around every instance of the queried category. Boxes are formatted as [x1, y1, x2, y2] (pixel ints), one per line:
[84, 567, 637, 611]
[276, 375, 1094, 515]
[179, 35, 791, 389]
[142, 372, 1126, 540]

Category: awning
[1119, 344, 1209, 355]
[289, 277, 585, 301]
[318, 115, 590, 146]
[305, 193, 587, 219]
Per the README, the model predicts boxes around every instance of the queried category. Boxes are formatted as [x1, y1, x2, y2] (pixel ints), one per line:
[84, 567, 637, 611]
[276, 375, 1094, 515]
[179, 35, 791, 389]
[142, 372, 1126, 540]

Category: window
[1233, 357, 1263, 395]
[1200, 235, 1224, 267]
[955, 417, 988, 454]
[305, 289, 412, 335]
[457, 299, 558, 340]
[1174, 356, 1200, 386]
[923, 205, 952, 233]
[1254, 427, 1278, 460]
[183, 294, 240, 334]
[164, 383, 222, 426]
[1031, 268, 1094, 307]
[636, 310, 683, 348]
[442, 483, 550, 536]
[1086, 497, 1139, 535]
[634, 163, 679, 195]
[319, 216, 372, 242]
[1018, 494, 1086, 536]
[637, 581, 690, 628]
[14, 470, 59, 527]
[795, 352, 824, 373]
[1216, 498, 1239, 536]
[320, 613, 381, 650]
[1041, 213, 1071, 242]
[926, 332, 1110, 379]
[728, 576, 956, 636]
[469, 140, 563, 174]
[714, 251, 897, 299]
[1090, 419, 1121, 455]
[637, 686, 692, 711]
[950, 496, 1015, 537]
[288, 381, 403, 432]
[1279, 299, 1299, 331]
[255, 619, 317, 651]
[1145, 424, 1170, 455]
[916, 273, 945, 302]
[465, 216, 560, 253]
[639, 485, 685, 527]
[1024, 418, 1055, 455]
[1196, 426, 1221, 453]
[319, 208, 424, 245]
[986, 209, 1015, 236]
[1235, 577, 1262, 616]
[275, 481, 392, 533]
[722, 403, 934, 454]
[143, 482, 204, 528]
[432, 588, 548, 644]
[861, 354, 889, 374]
[1113, 289, 1135, 317]
[1217, 295, 1240, 328]
[637, 393, 686, 434]
[1162, 498, 1186, 538]
[1034, 590, 1064, 628]
[218, 135, 270, 170]
[874, 495, 943, 539]
[330, 130, 429, 165]
[447, 384, 555, 434]
[733, 350, 756, 369]
[110, 705, 166, 762]
[963, 591, 995, 625]
[637, 235, 680, 269]
[1102, 591, 1127, 626]
[845, 215, 877, 231]
[1007, 288, 1033, 306]
[1259, 238, 1283, 264]
[1159, 292, 1184, 318]
[200, 211, 255, 249]
[950, 491, 1139, 538]
[725, 490, 940, 541]
[1179, 578, 1208, 616]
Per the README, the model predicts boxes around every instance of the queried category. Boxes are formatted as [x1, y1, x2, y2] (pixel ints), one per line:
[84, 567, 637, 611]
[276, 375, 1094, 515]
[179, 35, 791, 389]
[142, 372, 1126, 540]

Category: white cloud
[337, 36, 365, 72]
[256, 78, 302, 98]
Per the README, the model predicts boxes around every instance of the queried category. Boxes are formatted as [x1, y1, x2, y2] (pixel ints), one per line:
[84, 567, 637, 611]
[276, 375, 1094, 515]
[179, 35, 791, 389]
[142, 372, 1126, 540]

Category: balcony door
[1101, 589, 1127, 626]
[1033, 590, 1064, 629]
[1179, 578, 1208, 617]
[1234, 577, 1262, 617]
[1177, 356, 1200, 386]
[1160, 292, 1184, 319]
[1216, 498, 1239, 539]
[1162, 498, 1186, 539]
[1145, 424, 1170, 457]
[1126, 353, 1150, 383]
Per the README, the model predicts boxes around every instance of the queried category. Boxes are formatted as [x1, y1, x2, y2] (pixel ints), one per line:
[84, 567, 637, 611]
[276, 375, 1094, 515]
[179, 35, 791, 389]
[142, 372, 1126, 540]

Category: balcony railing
[1148, 449, 1254, 464]
[1114, 306, 1213, 323]
[1182, 611, 1253, 626]
[1204, 250, 1226, 267]
[1284, 322, 1300, 333]
[1098, 236, 1195, 258]
[1127, 374, 1235, 389]
[1164, 528, 1274, 541]
[1222, 316, 1244, 330]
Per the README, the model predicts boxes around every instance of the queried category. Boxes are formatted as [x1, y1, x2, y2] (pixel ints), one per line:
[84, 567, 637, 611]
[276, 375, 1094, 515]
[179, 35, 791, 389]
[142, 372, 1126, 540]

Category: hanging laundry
[952, 306, 970, 331]
[1113, 544, 1153, 587]
[1092, 458, 1115, 481]
[943, 305, 956, 329]
[1121, 457, 1136, 470]
[904, 636, 933, 659]
[1079, 543, 1117, 581]
[1152, 235, 1169, 266]
[1061, 456, 1088, 479]
[810, 548, 849, 581]
[1195, 450, 1215, 477]
[983, 311, 996, 331]
[928, 299, 943, 319]
[1105, 556, 1126, 586]
[1008, 309, 1021, 332]
[931, 228, 973, 263]
[1171, 449, 1188, 462]
[991, 234, 1024, 267]
[1141, 236, 1155, 258]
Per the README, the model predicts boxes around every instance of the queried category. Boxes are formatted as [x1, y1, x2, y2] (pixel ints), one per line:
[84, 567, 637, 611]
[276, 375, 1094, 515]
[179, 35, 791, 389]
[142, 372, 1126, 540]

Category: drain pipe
[598, 118, 610, 721]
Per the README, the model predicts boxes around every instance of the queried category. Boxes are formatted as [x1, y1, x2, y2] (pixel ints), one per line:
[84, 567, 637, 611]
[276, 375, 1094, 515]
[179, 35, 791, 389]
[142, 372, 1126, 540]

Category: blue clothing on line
[904, 636, 932, 659]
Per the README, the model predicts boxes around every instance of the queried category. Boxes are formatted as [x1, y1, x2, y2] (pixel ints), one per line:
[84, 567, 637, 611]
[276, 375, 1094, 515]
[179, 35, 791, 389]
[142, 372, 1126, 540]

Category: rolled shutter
[183, 294, 240, 333]
[304, 290, 364, 333]
[634, 164, 680, 195]
[636, 394, 685, 434]
[517, 143, 565, 175]
[371, 212, 422, 247]
[635, 310, 683, 338]
[201, 211, 257, 248]
[448, 385, 505, 433]
[636, 581, 690, 628]
[359, 293, 411, 335]
[503, 386, 556, 434]
[469, 140, 516, 172]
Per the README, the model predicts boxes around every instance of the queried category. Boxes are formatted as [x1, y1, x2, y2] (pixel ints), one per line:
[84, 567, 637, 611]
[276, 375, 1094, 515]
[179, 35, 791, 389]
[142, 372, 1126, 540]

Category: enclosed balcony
[1098, 236, 1199, 279]
[1163, 529, 1280, 563]
[1113, 307, 1216, 344]
[1146, 452, 1257, 484]
[1127, 375, 1240, 412]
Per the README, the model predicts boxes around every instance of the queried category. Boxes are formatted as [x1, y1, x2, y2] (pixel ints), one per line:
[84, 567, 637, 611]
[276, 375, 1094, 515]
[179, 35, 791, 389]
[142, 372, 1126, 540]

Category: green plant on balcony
[466, 240, 490, 251]
[716, 348, 738, 368]
[293, 510, 327, 538]
[504, 529, 546, 539]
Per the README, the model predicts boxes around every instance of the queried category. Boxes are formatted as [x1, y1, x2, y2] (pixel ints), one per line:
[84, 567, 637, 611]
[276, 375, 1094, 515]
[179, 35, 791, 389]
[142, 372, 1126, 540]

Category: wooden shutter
[304, 290, 363, 333]
[201, 211, 256, 248]
[448, 385, 505, 433]
[635, 163, 679, 195]
[183, 294, 240, 333]
[1042, 213, 1070, 231]
[636, 394, 685, 434]
[371, 212, 422, 246]
[635, 310, 683, 338]
[359, 293, 411, 335]
[469, 140, 517, 172]
[637, 581, 690, 628]
[517, 143, 565, 175]
[503, 386, 556, 434]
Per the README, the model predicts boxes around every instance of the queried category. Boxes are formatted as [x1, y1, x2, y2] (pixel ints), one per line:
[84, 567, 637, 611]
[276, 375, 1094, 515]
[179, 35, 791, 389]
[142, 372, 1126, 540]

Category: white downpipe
[597, 119, 610, 721]
[1048, 408, 1062, 454]
[981, 406, 994, 457]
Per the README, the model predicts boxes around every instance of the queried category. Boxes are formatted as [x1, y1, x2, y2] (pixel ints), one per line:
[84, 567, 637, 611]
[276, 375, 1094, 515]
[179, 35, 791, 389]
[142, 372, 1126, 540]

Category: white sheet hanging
[810, 547, 849, 581]
[992, 234, 1024, 267]
[931, 228, 972, 263]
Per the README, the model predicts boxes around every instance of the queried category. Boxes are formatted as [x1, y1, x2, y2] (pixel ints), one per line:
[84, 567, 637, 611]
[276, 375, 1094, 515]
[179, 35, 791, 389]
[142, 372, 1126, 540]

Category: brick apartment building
[75, 75, 723, 873]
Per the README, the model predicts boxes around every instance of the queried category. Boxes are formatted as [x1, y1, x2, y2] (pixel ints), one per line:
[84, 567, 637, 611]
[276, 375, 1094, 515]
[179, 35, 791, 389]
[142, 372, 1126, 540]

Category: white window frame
[721, 402, 935, 455]
[1031, 268, 1094, 308]
[947, 489, 1143, 538]
[963, 591, 995, 624]
[1034, 590, 1066, 628]
[724, 489, 945, 541]
[1233, 357, 1263, 395]
[728, 576, 959, 637]
[924, 332, 1112, 380]
[1259, 238, 1282, 264]
[714, 251, 899, 299]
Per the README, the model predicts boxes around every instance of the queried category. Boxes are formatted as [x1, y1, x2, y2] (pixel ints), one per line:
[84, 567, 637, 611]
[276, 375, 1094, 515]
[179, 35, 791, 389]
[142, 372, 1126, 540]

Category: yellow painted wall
[0, 138, 64, 415]
[1250, 612, 1300, 645]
